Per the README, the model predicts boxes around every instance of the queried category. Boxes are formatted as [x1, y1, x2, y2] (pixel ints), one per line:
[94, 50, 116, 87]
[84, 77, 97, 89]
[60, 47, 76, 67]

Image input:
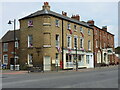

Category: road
[2, 66, 119, 88]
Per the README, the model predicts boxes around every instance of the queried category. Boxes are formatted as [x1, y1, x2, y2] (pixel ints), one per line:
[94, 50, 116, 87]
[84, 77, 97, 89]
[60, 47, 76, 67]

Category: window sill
[74, 30, 77, 32]
[55, 25, 60, 28]
[43, 23, 51, 26]
[43, 45, 51, 48]
[28, 26, 33, 28]
[28, 47, 34, 49]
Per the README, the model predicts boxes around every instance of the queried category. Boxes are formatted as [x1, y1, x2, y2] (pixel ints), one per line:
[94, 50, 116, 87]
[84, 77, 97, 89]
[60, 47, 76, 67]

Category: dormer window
[28, 20, 33, 27]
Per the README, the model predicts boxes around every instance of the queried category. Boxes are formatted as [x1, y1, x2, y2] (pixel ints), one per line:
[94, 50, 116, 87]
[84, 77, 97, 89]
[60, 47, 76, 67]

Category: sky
[0, 1, 119, 47]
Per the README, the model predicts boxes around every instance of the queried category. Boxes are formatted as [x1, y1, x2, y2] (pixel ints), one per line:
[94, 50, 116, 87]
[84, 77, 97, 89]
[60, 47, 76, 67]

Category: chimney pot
[62, 11, 67, 16]
[102, 26, 107, 31]
[87, 20, 94, 25]
[42, 2, 50, 11]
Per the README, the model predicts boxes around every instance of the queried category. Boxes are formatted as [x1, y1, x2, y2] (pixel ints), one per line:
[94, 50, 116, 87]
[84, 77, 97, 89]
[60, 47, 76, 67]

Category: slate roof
[81, 21, 114, 36]
[2, 30, 20, 42]
[19, 9, 93, 29]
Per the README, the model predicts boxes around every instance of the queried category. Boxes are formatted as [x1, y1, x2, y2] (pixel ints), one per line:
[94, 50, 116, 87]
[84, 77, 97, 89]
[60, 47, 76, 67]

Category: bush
[20, 64, 28, 70]
[101, 63, 109, 66]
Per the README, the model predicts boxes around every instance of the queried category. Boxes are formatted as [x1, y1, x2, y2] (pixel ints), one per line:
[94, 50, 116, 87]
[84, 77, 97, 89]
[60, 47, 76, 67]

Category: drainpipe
[62, 19, 64, 70]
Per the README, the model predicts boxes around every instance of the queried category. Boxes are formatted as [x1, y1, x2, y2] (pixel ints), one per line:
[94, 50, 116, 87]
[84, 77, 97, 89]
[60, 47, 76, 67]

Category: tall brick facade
[87, 20, 115, 67]
[19, 2, 94, 71]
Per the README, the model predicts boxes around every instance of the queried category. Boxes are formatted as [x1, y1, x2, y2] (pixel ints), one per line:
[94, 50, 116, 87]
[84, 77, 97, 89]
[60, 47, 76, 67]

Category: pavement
[1, 65, 118, 74]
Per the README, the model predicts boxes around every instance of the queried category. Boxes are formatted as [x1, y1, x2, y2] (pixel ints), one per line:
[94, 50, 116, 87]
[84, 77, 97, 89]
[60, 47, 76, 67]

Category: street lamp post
[8, 19, 16, 70]
[75, 46, 78, 71]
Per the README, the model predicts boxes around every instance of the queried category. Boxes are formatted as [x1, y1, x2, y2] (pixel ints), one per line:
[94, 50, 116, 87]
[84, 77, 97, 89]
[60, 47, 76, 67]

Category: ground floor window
[28, 54, 33, 64]
[66, 54, 72, 62]
[3, 54, 8, 64]
[78, 55, 84, 62]
[55, 53, 59, 65]
[86, 55, 90, 64]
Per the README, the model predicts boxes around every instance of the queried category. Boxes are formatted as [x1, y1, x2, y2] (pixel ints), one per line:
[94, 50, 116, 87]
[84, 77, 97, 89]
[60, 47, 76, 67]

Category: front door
[44, 56, 51, 71]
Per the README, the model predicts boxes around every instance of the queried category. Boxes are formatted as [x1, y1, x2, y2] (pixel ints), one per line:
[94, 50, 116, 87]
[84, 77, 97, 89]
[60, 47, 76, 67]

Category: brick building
[19, 2, 94, 71]
[1, 30, 20, 68]
[87, 20, 115, 67]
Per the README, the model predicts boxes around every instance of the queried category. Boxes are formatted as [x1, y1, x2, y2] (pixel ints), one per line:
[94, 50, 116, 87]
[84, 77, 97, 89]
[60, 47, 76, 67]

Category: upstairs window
[88, 29, 91, 35]
[80, 27, 83, 33]
[15, 41, 19, 48]
[67, 36, 71, 48]
[74, 25, 77, 31]
[80, 37, 84, 49]
[55, 19, 59, 27]
[28, 20, 33, 27]
[3, 43, 8, 52]
[28, 35, 33, 47]
[104, 43, 106, 48]
[56, 35, 59, 47]
[88, 40, 91, 50]
[96, 40, 98, 48]
[67, 23, 71, 30]
[74, 36, 78, 49]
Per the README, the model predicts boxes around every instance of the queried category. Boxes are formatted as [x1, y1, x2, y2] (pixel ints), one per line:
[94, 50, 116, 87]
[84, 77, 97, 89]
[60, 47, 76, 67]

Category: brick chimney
[102, 26, 107, 31]
[71, 14, 80, 21]
[87, 20, 94, 25]
[42, 2, 50, 11]
[62, 11, 67, 16]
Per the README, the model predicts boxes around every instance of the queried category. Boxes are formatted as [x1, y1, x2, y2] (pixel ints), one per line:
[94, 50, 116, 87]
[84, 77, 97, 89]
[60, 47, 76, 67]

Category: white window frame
[55, 53, 59, 66]
[3, 54, 8, 64]
[78, 55, 84, 62]
[67, 35, 72, 49]
[28, 54, 33, 65]
[96, 40, 98, 48]
[28, 20, 33, 27]
[56, 34, 60, 47]
[80, 37, 84, 49]
[88, 40, 91, 50]
[15, 41, 19, 48]
[80, 27, 83, 33]
[67, 23, 71, 30]
[28, 35, 33, 48]
[86, 55, 89, 64]
[74, 35, 78, 49]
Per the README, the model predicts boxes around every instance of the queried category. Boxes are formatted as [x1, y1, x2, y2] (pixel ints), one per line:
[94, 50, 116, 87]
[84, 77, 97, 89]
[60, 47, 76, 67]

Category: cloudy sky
[1, 1, 119, 47]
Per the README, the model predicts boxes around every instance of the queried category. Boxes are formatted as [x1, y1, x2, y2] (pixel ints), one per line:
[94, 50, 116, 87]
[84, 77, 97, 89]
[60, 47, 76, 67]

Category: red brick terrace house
[87, 20, 115, 67]
[1, 30, 20, 68]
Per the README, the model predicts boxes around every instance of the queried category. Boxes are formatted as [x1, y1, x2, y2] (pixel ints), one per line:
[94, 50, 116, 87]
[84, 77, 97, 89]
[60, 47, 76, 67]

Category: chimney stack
[87, 20, 94, 25]
[62, 11, 67, 16]
[42, 2, 50, 11]
[71, 14, 80, 21]
[102, 26, 107, 31]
